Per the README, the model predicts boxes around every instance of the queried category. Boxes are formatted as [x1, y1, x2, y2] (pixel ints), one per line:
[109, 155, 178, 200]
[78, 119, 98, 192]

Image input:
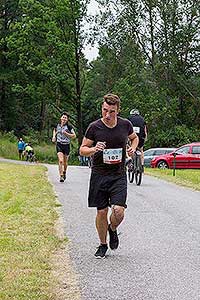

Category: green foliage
[1, 0, 88, 144]
[34, 140, 79, 164]
[0, 142, 18, 160]
[82, 0, 200, 146]
[1, 0, 200, 147]
[0, 130, 16, 143]
[0, 131, 80, 164]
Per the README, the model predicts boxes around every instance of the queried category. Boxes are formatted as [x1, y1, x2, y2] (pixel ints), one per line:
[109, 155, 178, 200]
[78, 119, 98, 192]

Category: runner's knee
[59, 159, 63, 165]
[112, 205, 124, 220]
[97, 208, 108, 219]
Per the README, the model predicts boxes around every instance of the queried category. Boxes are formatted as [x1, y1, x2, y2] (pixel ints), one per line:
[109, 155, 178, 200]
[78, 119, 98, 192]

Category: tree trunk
[147, 1, 155, 71]
[72, 6, 83, 146]
[39, 98, 46, 135]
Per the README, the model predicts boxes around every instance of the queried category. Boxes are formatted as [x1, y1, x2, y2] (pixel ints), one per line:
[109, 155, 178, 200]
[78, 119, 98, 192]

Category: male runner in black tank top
[79, 94, 138, 258]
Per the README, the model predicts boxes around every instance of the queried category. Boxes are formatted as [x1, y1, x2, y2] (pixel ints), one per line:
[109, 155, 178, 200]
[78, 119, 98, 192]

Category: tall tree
[47, 0, 89, 144]
[0, 0, 21, 131]
[5, 0, 89, 143]
[52, 0, 88, 145]
[85, 0, 200, 146]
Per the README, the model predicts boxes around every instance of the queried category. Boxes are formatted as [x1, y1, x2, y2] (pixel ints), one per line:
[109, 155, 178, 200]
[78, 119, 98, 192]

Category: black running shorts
[88, 172, 127, 209]
[56, 142, 70, 155]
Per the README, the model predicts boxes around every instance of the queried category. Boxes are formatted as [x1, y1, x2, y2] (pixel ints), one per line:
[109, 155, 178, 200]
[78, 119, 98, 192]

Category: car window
[165, 149, 175, 153]
[144, 150, 155, 156]
[154, 149, 165, 155]
[192, 146, 200, 154]
[176, 146, 190, 154]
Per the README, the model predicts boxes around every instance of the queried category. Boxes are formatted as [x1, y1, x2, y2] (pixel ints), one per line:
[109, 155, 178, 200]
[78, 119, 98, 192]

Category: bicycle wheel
[128, 169, 134, 183]
[128, 168, 134, 183]
[127, 160, 134, 183]
[135, 155, 142, 186]
[135, 171, 142, 185]
[88, 157, 92, 168]
[31, 155, 36, 162]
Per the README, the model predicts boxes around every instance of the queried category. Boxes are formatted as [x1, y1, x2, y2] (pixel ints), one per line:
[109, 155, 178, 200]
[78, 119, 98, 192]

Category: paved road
[47, 164, 200, 300]
[1, 158, 200, 299]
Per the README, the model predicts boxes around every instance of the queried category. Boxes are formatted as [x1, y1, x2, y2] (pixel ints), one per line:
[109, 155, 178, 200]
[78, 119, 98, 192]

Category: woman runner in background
[52, 112, 76, 182]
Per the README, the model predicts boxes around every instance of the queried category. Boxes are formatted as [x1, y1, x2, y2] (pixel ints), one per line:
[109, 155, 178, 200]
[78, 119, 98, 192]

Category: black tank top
[85, 117, 133, 175]
[128, 115, 146, 139]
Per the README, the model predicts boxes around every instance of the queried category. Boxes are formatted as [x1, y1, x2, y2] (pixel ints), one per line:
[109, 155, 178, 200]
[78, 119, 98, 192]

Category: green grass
[0, 163, 64, 300]
[0, 139, 18, 160]
[0, 132, 79, 164]
[145, 168, 200, 191]
[33, 144, 59, 163]
[0, 135, 57, 162]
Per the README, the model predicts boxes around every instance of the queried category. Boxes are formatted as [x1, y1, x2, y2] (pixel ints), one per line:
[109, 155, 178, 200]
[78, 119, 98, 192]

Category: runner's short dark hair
[103, 94, 120, 109]
[61, 111, 69, 117]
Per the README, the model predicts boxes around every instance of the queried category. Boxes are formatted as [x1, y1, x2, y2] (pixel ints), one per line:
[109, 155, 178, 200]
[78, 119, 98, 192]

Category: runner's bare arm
[79, 137, 95, 156]
[127, 132, 139, 156]
[52, 128, 57, 143]
[80, 137, 106, 156]
[144, 125, 148, 141]
[63, 128, 76, 139]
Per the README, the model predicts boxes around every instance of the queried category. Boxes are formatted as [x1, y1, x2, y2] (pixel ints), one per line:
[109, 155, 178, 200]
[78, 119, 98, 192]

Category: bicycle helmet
[130, 109, 140, 115]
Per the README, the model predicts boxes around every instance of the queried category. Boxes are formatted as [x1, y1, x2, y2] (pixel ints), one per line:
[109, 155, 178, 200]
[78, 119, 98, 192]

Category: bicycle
[25, 151, 36, 163]
[126, 149, 143, 185]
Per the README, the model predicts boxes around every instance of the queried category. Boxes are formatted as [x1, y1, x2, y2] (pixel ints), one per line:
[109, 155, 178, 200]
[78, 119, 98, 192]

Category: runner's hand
[95, 142, 106, 152]
[127, 146, 135, 157]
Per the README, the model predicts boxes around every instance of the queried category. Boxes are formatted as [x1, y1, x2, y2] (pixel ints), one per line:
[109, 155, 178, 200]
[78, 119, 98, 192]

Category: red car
[151, 142, 200, 169]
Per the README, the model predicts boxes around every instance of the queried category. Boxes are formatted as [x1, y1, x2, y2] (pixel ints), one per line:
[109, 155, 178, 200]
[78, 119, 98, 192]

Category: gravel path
[47, 164, 200, 300]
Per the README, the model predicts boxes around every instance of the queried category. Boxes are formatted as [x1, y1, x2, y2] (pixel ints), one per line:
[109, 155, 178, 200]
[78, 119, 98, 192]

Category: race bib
[103, 148, 122, 164]
[133, 126, 140, 133]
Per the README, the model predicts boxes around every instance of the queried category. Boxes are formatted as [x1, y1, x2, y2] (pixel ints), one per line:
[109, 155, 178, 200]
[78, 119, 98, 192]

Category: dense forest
[1, 0, 200, 149]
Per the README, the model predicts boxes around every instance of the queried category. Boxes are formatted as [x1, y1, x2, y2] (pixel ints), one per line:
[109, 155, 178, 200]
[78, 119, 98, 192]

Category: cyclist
[24, 143, 35, 161]
[52, 112, 76, 182]
[128, 109, 147, 172]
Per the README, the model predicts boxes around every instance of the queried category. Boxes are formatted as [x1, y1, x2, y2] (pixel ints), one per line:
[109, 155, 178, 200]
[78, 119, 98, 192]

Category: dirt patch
[46, 168, 81, 300]
[51, 210, 81, 300]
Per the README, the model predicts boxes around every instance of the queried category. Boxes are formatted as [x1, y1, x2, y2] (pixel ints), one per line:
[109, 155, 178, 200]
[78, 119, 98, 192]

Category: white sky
[87, 0, 99, 14]
[83, 0, 99, 62]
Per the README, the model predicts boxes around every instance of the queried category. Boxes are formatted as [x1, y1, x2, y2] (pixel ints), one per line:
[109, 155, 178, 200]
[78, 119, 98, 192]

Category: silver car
[144, 147, 176, 167]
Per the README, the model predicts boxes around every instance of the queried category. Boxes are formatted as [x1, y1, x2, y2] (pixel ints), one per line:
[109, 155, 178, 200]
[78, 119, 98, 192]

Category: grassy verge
[0, 163, 64, 300]
[145, 168, 200, 191]
[0, 132, 79, 165]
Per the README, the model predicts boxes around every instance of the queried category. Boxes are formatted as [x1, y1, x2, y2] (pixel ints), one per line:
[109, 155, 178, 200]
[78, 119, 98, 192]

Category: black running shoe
[94, 244, 108, 259]
[63, 171, 66, 180]
[108, 224, 119, 250]
[60, 175, 64, 182]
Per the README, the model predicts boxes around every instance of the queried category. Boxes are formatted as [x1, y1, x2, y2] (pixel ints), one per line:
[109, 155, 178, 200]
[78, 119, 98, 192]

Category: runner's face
[60, 115, 68, 124]
[102, 102, 118, 125]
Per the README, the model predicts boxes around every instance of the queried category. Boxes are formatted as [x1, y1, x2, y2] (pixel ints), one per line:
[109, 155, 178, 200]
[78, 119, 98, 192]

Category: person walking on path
[17, 137, 26, 160]
[52, 112, 76, 182]
[79, 94, 138, 258]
